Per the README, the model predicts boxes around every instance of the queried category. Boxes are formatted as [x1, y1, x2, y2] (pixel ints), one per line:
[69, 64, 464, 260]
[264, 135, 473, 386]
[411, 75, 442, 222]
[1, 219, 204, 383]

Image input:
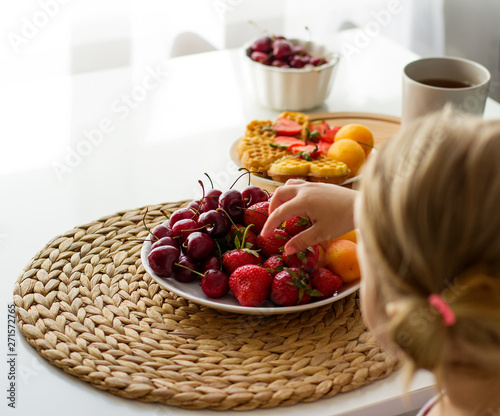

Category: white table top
[2, 29, 500, 416]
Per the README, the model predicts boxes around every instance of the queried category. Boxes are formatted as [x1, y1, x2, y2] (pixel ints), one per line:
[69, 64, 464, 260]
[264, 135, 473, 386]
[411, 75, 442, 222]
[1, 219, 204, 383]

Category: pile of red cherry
[146, 178, 343, 308]
[246, 35, 328, 69]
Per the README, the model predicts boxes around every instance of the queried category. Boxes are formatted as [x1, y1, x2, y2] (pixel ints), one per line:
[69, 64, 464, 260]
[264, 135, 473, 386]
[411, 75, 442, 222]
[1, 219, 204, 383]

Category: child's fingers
[284, 225, 327, 255]
[261, 201, 298, 237]
[262, 182, 305, 237]
[268, 180, 305, 213]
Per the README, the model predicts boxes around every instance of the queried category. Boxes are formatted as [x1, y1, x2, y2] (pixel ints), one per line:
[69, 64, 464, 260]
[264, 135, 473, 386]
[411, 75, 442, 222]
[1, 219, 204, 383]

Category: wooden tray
[230, 112, 401, 192]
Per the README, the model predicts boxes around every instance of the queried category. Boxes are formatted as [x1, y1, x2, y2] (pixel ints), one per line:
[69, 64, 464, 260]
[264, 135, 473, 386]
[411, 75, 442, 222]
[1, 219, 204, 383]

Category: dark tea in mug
[417, 78, 473, 88]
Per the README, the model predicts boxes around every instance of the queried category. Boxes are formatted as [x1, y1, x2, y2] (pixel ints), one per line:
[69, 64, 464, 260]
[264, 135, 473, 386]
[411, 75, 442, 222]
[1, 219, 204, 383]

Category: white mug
[402, 57, 491, 126]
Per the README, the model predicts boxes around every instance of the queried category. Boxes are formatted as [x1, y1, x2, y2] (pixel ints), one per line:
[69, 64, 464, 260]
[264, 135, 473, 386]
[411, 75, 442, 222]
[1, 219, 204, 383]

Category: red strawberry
[272, 136, 304, 150]
[243, 201, 269, 234]
[223, 224, 261, 274]
[284, 216, 311, 237]
[274, 118, 303, 136]
[323, 125, 341, 143]
[291, 144, 321, 159]
[262, 254, 285, 276]
[229, 265, 273, 306]
[229, 224, 257, 249]
[310, 268, 343, 299]
[223, 249, 261, 274]
[270, 267, 316, 306]
[318, 140, 332, 155]
[308, 121, 330, 140]
[256, 229, 290, 258]
[282, 244, 320, 271]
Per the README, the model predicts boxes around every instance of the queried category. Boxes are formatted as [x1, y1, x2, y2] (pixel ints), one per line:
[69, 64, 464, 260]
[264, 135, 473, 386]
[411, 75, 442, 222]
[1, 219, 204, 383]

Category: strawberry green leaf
[296, 217, 311, 227]
[307, 288, 324, 297]
[297, 250, 308, 264]
[269, 143, 290, 150]
[307, 129, 321, 142]
[295, 151, 313, 161]
[234, 234, 241, 249]
[242, 248, 260, 258]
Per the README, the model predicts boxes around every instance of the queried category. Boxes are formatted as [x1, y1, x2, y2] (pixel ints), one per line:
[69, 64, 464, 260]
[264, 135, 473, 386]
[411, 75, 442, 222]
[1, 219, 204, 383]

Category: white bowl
[240, 38, 340, 111]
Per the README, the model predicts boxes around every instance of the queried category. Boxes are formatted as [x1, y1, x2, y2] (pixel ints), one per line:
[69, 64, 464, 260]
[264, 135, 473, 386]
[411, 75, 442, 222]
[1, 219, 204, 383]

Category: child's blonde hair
[358, 108, 500, 380]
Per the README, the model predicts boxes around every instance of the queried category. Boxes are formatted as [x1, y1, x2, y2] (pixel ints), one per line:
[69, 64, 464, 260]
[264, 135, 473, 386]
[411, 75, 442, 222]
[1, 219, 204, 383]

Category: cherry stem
[248, 19, 267, 35]
[240, 223, 254, 249]
[230, 167, 261, 189]
[141, 207, 158, 241]
[304, 25, 312, 42]
[185, 224, 209, 234]
[214, 240, 223, 269]
[198, 180, 206, 200]
[174, 262, 204, 278]
[216, 207, 238, 228]
[204, 172, 214, 189]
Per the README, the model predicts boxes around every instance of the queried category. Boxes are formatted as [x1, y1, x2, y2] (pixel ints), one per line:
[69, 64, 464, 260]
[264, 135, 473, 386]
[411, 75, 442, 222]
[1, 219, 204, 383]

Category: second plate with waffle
[230, 111, 401, 192]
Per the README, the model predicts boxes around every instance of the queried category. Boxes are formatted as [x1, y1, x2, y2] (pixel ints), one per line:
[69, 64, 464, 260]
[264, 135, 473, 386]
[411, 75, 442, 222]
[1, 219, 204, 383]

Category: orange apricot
[317, 244, 327, 269]
[334, 124, 374, 156]
[327, 139, 366, 177]
[324, 239, 361, 283]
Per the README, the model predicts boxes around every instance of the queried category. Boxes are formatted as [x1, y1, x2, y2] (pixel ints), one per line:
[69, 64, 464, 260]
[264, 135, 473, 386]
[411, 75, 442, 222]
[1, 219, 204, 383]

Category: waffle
[237, 136, 270, 158]
[240, 142, 288, 177]
[308, 156, 350, 184]
[245, 120, 275, 141]
[268, 156, 311, 182]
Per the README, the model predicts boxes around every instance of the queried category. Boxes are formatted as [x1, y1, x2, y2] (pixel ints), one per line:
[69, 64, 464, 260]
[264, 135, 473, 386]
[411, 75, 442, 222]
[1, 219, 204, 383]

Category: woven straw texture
[13, 201, 399, 411]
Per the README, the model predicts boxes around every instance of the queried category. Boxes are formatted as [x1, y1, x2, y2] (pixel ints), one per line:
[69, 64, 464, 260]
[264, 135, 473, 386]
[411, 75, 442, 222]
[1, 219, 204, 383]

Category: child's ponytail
[388, 270, 500, 372]
[358, 107, 500, 382]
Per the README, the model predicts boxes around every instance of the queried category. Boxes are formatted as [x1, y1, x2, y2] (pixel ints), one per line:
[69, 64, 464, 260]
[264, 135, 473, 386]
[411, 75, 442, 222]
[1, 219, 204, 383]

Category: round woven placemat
[13, 201, 399, 411]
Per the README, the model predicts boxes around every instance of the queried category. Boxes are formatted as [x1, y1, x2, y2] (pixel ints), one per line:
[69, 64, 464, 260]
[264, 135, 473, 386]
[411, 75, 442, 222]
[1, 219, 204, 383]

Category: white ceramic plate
[229, 139, 363, 191]
[141, 234, 360, 316]
[230, 111, 400, 193]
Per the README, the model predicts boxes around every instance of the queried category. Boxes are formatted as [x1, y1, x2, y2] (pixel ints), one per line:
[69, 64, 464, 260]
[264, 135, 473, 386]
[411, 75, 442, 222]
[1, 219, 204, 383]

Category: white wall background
[1, 0, 499, 98]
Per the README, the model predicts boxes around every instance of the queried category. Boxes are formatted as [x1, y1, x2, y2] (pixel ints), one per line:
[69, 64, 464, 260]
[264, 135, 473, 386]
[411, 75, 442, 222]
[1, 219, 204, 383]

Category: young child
[261, 108, 500, 415]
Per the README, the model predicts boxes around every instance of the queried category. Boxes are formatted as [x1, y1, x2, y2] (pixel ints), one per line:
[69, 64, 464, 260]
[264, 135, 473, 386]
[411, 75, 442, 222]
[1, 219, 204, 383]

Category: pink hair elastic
[428, 294, 456, 327]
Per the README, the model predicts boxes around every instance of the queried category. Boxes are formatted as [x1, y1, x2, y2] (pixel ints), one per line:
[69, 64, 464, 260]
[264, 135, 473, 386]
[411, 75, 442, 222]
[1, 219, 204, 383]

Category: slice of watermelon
[274, 118, 303, 136]
[272, 136, 305, 149]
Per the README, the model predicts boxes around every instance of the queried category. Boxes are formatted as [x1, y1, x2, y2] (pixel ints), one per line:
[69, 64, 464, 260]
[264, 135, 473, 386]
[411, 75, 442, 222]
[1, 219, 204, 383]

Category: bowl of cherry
[240, 35, 340, 111]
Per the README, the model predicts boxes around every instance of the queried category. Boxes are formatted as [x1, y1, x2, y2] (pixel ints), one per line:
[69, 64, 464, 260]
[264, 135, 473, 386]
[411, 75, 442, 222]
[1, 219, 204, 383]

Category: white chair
[169, 32, 217, 58]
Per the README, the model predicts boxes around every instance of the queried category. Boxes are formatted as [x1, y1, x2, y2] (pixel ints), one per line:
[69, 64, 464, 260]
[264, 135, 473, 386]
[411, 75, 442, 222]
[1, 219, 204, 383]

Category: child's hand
[261, 179, 357, 254]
